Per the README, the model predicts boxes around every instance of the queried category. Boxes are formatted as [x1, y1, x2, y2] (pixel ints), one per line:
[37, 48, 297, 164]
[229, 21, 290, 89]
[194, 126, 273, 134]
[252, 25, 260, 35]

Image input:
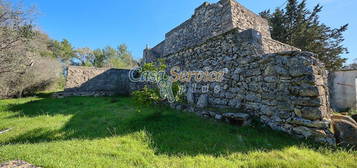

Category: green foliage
[75, 47, 95, 67]
[53, 74, 66, 91]
[141, 58, 167, 72]
[48, 39, 76, 61]
[132, 86, 161, 105]
[346, 109, 357, 116]
[172, 81, 185, 103]
[0, 96, 356, 168]
[140, 59, 168, 82]
[132, 59, 185, 104]
[92, 49, 105, 67]
[132, 60, 167, 105]
[82, 60, 94, 67]
[342, 59, 357, 70]
[87, 44, 137, 69]
[260, 0, 348, 70]
[115, 44, 137, 69]
[45, 40, 137, 69]
[46, 39, 138, 70]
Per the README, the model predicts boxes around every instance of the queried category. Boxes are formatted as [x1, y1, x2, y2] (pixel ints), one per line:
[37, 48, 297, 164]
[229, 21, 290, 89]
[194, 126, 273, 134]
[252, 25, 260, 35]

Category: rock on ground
[331, 115, 357, 146]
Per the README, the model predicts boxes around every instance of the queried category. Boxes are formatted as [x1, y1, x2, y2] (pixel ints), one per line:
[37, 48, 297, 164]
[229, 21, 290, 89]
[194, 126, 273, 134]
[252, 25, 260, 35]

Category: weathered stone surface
[187, 87, 195, 104]
[228, 99, 241, 108]
[215, 114, 223, 120]
[289, 117, 330, 129]
[163, 38, 331, 143]
[331, 115, 357, 145]
[292, 126, 335, 145]
[300, 107, 324, 120]
[175, 104, 183, 111]
[197, 94, 208, 108]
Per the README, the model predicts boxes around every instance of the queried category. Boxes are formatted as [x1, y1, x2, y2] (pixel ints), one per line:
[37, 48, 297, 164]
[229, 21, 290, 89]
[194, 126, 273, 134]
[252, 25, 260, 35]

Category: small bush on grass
[133, 59, 185, 105]
[132, 86, 162, 105]
[0, 57, 63, 98]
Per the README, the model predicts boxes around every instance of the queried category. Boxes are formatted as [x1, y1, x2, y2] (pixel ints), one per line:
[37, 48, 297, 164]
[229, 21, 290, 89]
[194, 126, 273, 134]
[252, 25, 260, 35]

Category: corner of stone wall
[229, 0, 271, 38]
[256, 51, 335, 145]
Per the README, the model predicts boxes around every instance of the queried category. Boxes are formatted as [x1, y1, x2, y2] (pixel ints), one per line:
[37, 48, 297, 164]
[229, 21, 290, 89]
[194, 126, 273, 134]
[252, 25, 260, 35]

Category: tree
[76, 47, 94, 66]
[88, 44, 137, 69]
[260, 0, 348, 70]
[0, 0, 65, 98]
[117, 44, 137, 68]
[12, 57, 62, 98]
[93, 49, 105, 67]
[342, 59, 357, 70]
[0, 0, 35, 74]
[48, 39, 75, 62]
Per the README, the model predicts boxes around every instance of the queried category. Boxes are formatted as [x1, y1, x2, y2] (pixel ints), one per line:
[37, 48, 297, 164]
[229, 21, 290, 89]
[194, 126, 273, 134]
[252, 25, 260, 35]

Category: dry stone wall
[164, 28, 335, 144]
[63, 66, 133, 96]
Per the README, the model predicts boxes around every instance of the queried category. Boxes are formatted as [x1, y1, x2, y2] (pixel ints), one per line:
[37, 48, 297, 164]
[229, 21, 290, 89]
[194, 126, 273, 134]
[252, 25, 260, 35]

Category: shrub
[0, 57, 63, 98]
[132, 86, 162, 105]
[172, 81, 185, 103]
[133, 59, 186, 105]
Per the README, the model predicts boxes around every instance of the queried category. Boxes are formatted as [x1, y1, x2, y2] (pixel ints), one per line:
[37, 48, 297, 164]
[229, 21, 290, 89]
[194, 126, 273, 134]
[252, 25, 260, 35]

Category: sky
[14, 0, 357, 63]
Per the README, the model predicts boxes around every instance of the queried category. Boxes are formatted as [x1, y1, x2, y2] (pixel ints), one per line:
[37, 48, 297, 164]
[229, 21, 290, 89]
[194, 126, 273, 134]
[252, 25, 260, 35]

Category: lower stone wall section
[164, 28, 335, 144]
[63, 66, 134, 96]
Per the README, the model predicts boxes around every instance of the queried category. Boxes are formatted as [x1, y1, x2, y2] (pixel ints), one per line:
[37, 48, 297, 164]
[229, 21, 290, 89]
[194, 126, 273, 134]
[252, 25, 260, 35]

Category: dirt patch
[0, 160, 40, 168]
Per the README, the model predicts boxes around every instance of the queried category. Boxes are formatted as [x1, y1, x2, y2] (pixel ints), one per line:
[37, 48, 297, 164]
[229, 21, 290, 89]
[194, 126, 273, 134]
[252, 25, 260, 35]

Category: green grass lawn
[0, 95, 356, 168]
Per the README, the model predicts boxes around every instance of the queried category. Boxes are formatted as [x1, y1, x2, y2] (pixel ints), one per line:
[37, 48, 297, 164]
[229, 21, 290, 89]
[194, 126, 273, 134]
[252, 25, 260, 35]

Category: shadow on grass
[34, 92, 54, 99]
[3, 96, 307, 156]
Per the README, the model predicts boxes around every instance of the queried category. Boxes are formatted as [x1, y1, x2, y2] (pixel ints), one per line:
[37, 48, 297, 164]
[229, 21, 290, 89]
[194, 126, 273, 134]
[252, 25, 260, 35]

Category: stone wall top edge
[152, 40, 165, 51]
[67, 66, 129, 71]
[165, 0, 228, 38]
[333, 70, 357, 73]
[163, 27, 300, 59]
[165, 17, 194, 38]
[263, 37, 301, 51]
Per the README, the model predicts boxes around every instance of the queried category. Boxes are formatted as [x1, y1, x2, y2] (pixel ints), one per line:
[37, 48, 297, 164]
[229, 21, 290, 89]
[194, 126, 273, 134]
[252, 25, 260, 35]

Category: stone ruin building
[60, 0, 357, 145]
[143, 0, 336, 144]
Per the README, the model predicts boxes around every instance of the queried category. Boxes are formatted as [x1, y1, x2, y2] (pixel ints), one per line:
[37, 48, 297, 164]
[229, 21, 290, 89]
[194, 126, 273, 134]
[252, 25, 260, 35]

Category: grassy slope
[0, 95, 356, 168]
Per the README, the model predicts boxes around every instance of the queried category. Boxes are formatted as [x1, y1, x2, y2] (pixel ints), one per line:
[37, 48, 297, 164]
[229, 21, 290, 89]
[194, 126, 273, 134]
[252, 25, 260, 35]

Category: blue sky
[15, 0, 357, 63]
